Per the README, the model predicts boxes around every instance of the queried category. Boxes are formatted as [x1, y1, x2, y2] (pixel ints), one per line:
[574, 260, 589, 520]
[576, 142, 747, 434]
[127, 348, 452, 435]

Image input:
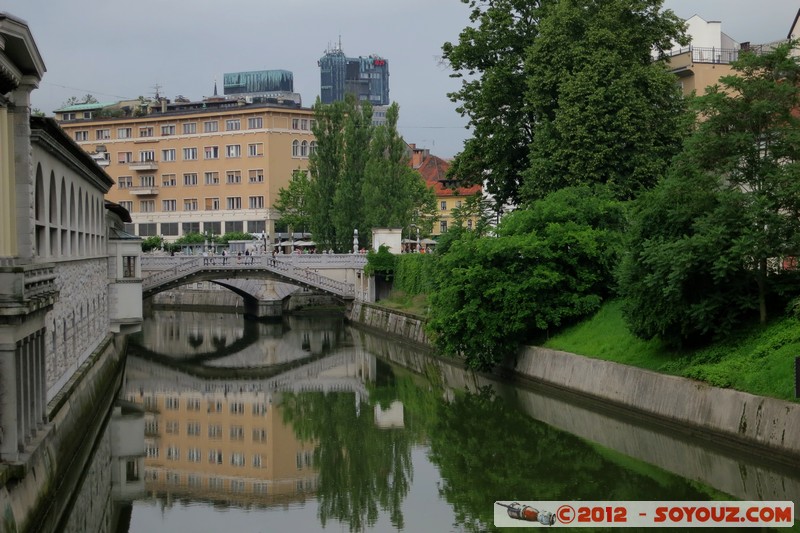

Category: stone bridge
[140, 254, 371, 314]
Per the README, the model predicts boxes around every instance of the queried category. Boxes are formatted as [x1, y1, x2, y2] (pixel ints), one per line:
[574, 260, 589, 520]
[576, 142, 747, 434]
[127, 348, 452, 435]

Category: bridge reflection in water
[59, 309, 800, 532]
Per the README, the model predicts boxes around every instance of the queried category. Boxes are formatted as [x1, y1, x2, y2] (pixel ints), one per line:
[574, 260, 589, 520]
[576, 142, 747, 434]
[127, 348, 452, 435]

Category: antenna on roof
[152, 83, 162, 100]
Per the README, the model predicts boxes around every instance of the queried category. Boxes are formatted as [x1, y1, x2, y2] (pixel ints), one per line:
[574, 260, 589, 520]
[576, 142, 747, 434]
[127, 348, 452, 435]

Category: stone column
[10, 77, 38, 262]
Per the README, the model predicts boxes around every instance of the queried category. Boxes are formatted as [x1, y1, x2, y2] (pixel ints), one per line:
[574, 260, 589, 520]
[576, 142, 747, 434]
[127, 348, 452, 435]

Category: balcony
[129, 186, 159, 196]
[129, 160, 158, 171]
[0, 263, 58, 319]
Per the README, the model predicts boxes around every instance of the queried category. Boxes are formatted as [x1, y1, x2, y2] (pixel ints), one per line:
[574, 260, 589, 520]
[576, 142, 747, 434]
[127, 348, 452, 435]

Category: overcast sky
[3, 0, 798, 159]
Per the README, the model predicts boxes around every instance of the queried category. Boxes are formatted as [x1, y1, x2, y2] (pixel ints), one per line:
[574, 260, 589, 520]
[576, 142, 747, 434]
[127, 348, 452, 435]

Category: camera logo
[496, 501, 556, 526]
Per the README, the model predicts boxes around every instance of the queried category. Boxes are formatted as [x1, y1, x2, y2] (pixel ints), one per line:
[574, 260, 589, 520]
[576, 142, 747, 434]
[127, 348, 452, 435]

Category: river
[58, 308, 799, 532]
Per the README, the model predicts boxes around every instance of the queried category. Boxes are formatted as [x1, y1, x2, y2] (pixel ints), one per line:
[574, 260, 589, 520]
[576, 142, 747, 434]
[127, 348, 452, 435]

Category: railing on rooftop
[665, 40, 788, 65]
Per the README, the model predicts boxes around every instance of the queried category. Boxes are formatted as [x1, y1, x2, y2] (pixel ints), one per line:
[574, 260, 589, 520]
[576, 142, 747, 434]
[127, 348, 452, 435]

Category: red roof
[415, 153, 481, 197]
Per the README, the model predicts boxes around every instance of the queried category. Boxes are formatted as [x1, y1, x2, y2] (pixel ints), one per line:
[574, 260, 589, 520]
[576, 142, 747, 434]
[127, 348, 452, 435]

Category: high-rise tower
[319, 40, 389, 105]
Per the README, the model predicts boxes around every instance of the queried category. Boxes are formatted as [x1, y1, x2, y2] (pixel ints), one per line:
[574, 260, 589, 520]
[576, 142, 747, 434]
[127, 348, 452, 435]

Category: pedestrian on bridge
[222, 249, 228, 265]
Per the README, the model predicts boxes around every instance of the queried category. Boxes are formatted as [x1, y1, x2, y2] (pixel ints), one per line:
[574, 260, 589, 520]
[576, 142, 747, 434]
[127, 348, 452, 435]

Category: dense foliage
[442, 0, 687, 206]
[393, 253, 438, 296]
[279, 98, 435, 252]
[364, 245, 397, 279]
[427, 186, 625, 370]
[619, 43, 800, 345]
[523, 0, 687, 201]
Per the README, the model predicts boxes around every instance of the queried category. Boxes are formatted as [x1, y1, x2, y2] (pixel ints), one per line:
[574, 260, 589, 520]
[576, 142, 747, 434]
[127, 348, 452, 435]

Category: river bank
[346, 301, 800, 465]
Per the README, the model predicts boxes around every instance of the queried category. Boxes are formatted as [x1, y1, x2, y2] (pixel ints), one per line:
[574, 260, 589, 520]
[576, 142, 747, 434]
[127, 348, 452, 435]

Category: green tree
[62, 93, 98, 107]
[427, 186, 624, 370]
[362, 103, 426, 237]
[442, 0, 547, 208]
[522, 0, 687, 201]
[274, 169, 313, 233]
[619, 42, 800, 343]
[333, 96, 373, 251]
[308, 98, 347, 251]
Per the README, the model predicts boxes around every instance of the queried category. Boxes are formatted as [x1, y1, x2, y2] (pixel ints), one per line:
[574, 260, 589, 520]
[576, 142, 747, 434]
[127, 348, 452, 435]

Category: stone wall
[346, 303, 800, 462]
[46, 258, 110, 398]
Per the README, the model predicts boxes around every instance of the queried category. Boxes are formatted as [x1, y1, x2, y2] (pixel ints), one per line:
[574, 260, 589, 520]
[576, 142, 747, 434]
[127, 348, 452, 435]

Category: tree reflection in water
[281, 391, 413, 531]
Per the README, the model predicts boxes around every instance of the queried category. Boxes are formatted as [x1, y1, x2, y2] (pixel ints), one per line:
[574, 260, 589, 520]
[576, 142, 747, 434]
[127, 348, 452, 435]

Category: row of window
[117, 169, 263, 189]
[156, 420, 268, 441]
[143, 470, 315, 494]
[129, 220, 265, 237]
[74, 116, 314, 142]
[120, 195, 263, 213]
[147, 445, 265, 467]
[117, 143, 265, 163]
[142, 397, 269, 414]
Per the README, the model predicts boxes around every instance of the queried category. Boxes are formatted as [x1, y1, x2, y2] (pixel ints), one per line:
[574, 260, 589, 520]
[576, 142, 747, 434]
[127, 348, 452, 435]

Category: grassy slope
[542, 300, 800, 403]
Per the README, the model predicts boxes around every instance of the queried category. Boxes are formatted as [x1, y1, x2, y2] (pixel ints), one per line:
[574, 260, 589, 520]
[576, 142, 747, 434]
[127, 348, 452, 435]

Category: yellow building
[56, 98, 316, 241]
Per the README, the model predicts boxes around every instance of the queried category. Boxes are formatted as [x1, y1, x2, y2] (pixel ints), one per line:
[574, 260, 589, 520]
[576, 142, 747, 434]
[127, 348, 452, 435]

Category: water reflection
[59, 309, 800, 532]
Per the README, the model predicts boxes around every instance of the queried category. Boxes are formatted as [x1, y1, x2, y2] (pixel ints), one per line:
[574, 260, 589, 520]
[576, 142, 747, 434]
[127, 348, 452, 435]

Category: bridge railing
[140, 254, 359, 298]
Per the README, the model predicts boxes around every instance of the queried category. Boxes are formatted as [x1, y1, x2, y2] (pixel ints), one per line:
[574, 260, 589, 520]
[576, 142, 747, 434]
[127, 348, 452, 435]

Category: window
[204, 146, 219, 159]
[249, 196, 264, 209]
[167, 446, 180, 461]
[252, 428, 267, 442]
[248, 116, 263, 129]
[301, 140, 308, 157]
[163, 199, 177, 212]
[456, 200, 463, 208]
[440, 220, 448, 233]
[183, 122, 197, 134]
[139, 223, 157, 236]
[183, 147, 198, 160]
[209, 477, 223, 489]
[62, 112, 76, 121]
[203, 120, 218, 133]
[139, 150, 155, 162]
[204, 172, 219, 185]
[162, 174, 176, 187]
[188, 448, 202, 463]
[161, 222, 178, 236]
[301, 119, 308, 130]
[183, 173, 198, 186]
[139, 126, 153, 138]
[230, 425, 244, 440]
[184, 198, 198, 211]
[248, 169, 264, 183]
[187, 421, 201, 436]
[226, 221, 243, 233]
[310, 141, 318, 155]
[120, 201, 133, 212]
[139, 175, 155, 187]
[230, 402, 245, 414]
[161, 124, 176, 136]
[117, 127, 132, 139]
[253, 454, 263, 467]
[226, 171, 241, 184]
[166, 397, 180, 410]
[205, 221, 221, 234]
[292, 118, 300, 129]
[146, 445, 159, 458]
[226, 197, 242, 210]
[225, 119, 241, 131]
[118, 151, 133, 163]
[96, 129, 110, 140]
[166, 420, 179, 434]
[248, 143, 263, 157]
[140, 200, 155, 213]
[292, 140, 300, 157]
[182, 222, 200, 234]
[75, 131, 88, 141]
[231, 453, 245, 467]
[187, 398, 201, 411]
[205, 197, 220, 211]
[226, 144, 241, 158]
[254, 482, 268, 494]
[122, 256, 136, 278]
[440, 200, 447, 211]
[118, 176, 133, 189]
[209, 450, 223, 465]
[162, 149, 176, 162]
[208, 424, 222, 439]
[467, 219, 473, 230]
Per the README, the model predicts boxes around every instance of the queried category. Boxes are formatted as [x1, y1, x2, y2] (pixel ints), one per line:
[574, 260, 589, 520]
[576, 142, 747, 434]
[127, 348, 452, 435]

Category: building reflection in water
[121, 309, 375, 510]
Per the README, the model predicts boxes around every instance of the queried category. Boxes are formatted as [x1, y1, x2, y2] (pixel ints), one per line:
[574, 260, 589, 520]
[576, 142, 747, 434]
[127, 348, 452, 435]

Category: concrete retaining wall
[346, 303, 800, 461]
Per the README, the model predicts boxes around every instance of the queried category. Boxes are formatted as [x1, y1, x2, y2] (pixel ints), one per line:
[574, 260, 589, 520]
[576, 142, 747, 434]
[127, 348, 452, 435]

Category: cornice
[30, 127, 115, 193]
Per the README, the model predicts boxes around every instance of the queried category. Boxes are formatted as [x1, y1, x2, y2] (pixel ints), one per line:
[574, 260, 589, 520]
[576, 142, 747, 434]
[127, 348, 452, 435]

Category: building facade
[319, 43, 389, 106]
[409, 144, 481, 237]
[56, 100, 317, 241]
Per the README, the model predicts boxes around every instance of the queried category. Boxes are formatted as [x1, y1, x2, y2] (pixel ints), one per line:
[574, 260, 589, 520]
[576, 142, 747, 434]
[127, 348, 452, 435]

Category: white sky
[3, 0, 798, 159]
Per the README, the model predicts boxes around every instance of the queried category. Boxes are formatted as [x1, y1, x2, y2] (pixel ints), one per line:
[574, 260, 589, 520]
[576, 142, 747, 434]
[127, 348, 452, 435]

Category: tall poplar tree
[308, 99, 347, 250]
[333, 96, 373, 251]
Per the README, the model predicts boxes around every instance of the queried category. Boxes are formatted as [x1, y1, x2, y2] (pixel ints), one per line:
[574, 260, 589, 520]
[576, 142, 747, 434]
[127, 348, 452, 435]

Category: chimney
[160, 98, 167, 113]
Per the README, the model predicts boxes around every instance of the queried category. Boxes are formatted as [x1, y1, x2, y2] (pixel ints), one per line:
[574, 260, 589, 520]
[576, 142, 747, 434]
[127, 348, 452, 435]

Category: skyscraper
[319, 41, 389, 105]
